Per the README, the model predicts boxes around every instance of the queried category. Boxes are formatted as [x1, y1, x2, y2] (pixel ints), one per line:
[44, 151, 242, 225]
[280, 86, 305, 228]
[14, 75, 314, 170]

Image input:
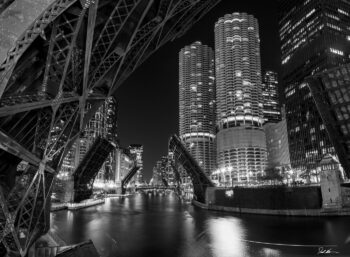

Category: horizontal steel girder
[0, 130, 55, 174]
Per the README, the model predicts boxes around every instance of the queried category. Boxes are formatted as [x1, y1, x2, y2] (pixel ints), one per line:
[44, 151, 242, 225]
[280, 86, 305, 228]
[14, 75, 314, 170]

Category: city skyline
[2, 1, 350, 256]
[116, 0, 280, 180]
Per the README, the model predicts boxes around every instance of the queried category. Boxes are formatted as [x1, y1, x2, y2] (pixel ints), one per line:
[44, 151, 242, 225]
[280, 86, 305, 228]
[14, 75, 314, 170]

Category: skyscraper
[129, 144, 144, 184]
[179, 41, 216, 175]
[59, 97, 118, 180]
[105, 97, 118, 144]
[279, 0, 350, 172]
[306, 63, 350, 178]
[215, 13, 267, 184]
[262, 71, 281, 123]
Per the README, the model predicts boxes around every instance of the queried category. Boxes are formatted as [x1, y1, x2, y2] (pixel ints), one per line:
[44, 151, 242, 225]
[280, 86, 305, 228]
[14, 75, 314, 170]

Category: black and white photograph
[1, 0, 350, 256]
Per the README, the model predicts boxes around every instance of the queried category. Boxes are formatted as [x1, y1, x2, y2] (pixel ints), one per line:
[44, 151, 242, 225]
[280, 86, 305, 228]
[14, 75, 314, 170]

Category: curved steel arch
[0, 0, 221, 255]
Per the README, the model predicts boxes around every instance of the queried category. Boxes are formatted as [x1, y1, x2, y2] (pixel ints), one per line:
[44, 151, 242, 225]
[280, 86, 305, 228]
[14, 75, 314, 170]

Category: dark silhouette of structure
[121, 165, 140, 194]
[306, 64, 350, 178]
[73, 137, 115, 202]
[279, 0, 350, 171]
[0, 0, 221, 255]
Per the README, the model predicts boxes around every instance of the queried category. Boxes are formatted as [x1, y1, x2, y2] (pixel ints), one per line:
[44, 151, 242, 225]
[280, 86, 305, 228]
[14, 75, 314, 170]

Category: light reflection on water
[207, 217, 248, 257]
[51, 192, 350, 257]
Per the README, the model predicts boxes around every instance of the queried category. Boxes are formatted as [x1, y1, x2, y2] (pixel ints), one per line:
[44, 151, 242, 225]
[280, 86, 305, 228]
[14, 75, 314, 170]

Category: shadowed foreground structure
[0, 0, 221, 255]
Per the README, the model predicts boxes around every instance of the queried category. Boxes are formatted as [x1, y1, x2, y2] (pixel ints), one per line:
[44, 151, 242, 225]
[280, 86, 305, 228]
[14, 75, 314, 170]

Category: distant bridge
[0, 0, 220, 255]
[136, 185, 177, 191]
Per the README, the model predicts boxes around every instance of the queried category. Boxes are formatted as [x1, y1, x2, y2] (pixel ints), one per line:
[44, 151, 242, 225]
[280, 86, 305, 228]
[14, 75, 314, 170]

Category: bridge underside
[0, 0, 221, 255]
[169, 135, 214, 203]
[73, 137, 114, 202]
[121, 165, 140, 194]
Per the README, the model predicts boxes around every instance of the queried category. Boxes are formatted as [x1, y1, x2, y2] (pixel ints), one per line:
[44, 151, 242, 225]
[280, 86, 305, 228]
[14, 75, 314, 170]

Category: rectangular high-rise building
[129, 144, 144, 185]
[279, 0, 350, 172]
[59, 97, 118, 180]
[264, 119, 291, 170]
[215, 13, 267, 185]
[306, 63, 350, 178]
[179, 41, 216, 175]
[262, 71, 281, 123]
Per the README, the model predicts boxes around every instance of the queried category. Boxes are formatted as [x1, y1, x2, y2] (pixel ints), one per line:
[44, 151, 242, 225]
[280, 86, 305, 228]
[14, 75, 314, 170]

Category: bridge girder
[72, 137, 114, 202]
[121, 165, 140, 194]
[168, 135, 214, 203]
[0, 0, 221, 255]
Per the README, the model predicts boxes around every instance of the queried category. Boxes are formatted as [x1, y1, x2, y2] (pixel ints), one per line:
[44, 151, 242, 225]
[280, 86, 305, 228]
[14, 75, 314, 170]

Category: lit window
[282, 55, 290, 65]
[330, 48, 344, 56]
[306, 9, 315, 18]
[338, 8, 349, 16]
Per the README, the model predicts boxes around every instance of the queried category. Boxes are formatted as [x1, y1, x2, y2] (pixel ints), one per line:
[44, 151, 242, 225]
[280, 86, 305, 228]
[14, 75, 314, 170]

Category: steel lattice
[0, 0, 221, 255]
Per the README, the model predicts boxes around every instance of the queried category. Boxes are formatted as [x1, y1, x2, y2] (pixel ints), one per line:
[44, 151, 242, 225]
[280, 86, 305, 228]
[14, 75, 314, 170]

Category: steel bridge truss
[0, 0, 221, 255]
[168, 135, 214, 203]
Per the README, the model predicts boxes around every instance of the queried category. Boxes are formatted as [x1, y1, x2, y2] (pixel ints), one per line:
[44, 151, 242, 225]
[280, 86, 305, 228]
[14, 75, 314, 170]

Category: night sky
[116, 0, 281, 181]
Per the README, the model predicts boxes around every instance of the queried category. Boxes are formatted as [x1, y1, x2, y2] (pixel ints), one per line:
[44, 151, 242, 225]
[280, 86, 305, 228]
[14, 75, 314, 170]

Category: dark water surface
[51, 192, 350, 257]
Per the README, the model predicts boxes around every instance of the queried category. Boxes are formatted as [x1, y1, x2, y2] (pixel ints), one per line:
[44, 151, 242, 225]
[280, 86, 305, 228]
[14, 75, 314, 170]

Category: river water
[50, 191, 350, 257]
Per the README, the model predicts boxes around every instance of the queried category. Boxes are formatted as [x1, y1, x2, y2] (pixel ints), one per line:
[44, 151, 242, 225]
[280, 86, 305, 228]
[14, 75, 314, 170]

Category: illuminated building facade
[150, 160, 164, 186]
[114, 147, 134, 185]
[264, 118, 291, 170]
[59, 97, 118, 181]
[215, 13, 267, 184]
[262, 71, 281, 123]
[160, 154, 176, 186]
[279, 0, 350, 171]
[306, 63, 350, 178]
[129, 144, 144, 185]
[179, 41, 216, 175]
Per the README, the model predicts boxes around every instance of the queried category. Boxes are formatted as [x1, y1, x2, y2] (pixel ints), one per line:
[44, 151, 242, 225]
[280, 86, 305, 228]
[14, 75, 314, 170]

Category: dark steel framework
[306, 64, 350, 178]
[168, 134, 214, 203]
[0, 0, 221, 255]
[121, 165, 140, 194]
[73, 137, 114, 202]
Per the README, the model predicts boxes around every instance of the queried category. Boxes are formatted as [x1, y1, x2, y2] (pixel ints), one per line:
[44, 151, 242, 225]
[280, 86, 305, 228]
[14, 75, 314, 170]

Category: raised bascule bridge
[0, 0, 221, 256]
[169, 134, 214, 203]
